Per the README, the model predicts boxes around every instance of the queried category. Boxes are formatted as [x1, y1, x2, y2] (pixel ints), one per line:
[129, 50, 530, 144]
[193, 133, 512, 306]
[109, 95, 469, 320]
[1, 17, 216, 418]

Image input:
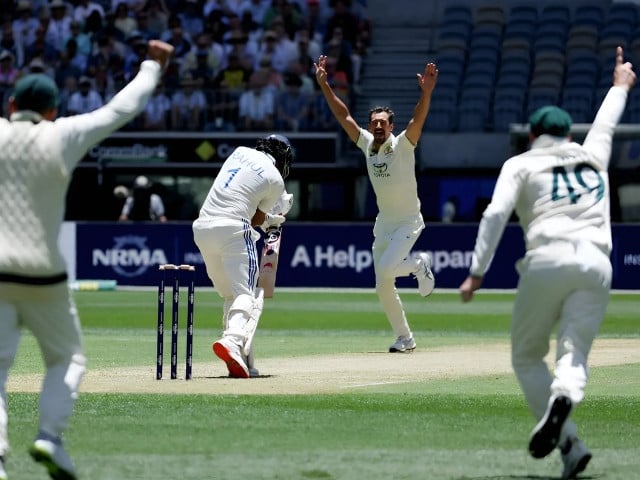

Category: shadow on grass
[458, 475, 600, 480]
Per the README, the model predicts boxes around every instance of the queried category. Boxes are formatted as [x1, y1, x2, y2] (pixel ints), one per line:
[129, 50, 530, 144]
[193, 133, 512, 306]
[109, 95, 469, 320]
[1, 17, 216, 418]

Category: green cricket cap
[529, 105, 572, 137]
[12, 73, 59, 113]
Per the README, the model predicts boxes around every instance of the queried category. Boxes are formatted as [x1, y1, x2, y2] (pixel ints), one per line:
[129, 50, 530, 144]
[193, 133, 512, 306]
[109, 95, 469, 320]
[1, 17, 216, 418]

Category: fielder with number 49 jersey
[192, 135, 293, 379]
[460, 47, 637, 480]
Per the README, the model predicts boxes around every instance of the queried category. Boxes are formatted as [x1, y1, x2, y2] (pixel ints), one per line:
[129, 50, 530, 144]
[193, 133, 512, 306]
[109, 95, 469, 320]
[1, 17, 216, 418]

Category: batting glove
[260, 213, 286, 232]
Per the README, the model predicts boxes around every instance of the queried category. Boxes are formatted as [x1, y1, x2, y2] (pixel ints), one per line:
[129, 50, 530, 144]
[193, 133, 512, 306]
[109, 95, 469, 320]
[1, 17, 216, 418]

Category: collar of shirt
[10, 110, 45, 123]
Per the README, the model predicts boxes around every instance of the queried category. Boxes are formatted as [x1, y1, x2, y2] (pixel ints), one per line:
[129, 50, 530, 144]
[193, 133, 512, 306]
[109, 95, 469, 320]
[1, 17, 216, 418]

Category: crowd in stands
[0, 0, 371, 132]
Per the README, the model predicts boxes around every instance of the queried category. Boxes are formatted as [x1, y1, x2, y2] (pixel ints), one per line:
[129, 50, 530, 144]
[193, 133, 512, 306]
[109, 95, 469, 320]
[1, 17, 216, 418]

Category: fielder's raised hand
[613, 46, 636, 91]
[147, 40, 175, 70]
[417, 62, 438, 94]
[314, 55, 328, 84]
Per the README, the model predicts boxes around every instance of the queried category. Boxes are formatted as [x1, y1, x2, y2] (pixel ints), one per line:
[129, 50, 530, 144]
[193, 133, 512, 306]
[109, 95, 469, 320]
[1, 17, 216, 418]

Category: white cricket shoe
[561, 438, 592, 479]
[389, 335, 416, 353]
[414, 252, 435, 297]
[213, 337, 250, 378]
[29, 438, 78, 480]
[528, 394, 573, 459]
[0, 455, 7, 480]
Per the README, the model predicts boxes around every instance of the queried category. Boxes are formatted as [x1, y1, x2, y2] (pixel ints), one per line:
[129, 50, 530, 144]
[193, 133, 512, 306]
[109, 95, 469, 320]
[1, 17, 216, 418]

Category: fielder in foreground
[0, 40, 174, 480]
[459, 47, 636, 479]
[314, 55, 436, 353]
[192, 135, 294, 378]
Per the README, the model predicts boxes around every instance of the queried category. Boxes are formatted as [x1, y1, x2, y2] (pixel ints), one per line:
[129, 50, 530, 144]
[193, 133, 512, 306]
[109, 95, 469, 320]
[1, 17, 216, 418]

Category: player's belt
[0, 272, 68, 285]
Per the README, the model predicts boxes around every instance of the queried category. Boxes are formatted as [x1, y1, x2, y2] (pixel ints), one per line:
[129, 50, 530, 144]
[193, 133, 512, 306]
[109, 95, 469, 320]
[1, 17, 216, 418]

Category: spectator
[119, 175, 168, 221]
[325, 27, 353, 83]
[86, 32, 121, 77]
[64, 37, 88, 73]
[179, 0, 205, 37]
[203, 0, 241, 18]
[53, 49, 83, 89]
[113, 2, 139, 40]
[171, 72, 206, 129]
[163, 22, 192, 60]
[264, 16, 297, 72]
[24, 56, 55, 78]
[262, 0, 287, 30]
[64, 20, 92, 57]
[56, 74, 77, 116]
[46, 0, 72, 53]
[304, 0, 329, 44]
[188, 47, 217, 89]
[224, 28, 257, 72]
[253, 29, 277, 70]
[1, 23, 25, 69]
[93, 63, 116, 101]
[203, 8, 230, 45]
[210, 51, 251, 130]
[280, 0, 304, 39]
[24, 25, 58, 65]
[181, 32, 224, 80]
[287, 58, 314, 94]
[142, 0, 169, 38]
[237, 0, 269, 28]
[441, 196, 458, 223]
[238, 71, 274, 131]
[0, 50, 19, 118]
[82, 9, 105, 42]
[323, 54, 348, 102]
[123, 32, 149, 79]
[324, 0, 359, 47]
[216, 49, 252, 92]
[67, 75, 104, 114]
[142, 82, 171, 130]
[0, 50, 19, 93]
[12, 0, 40, 60]
[275, 71, 311, 131]
[255, 53, 283, 95]
[295, 26, 320, 68]
[134, 10, 154, 40]
[309, 86, 338, 131]
[73, 0, 106, 28]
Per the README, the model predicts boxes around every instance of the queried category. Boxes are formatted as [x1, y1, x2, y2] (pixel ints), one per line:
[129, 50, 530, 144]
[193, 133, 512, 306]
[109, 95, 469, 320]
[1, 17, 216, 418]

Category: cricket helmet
[256, 134, 293, 179]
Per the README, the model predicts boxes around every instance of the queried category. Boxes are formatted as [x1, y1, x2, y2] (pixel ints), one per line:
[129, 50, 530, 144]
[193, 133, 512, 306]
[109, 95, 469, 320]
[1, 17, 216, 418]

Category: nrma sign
[92, 235, 168, 277]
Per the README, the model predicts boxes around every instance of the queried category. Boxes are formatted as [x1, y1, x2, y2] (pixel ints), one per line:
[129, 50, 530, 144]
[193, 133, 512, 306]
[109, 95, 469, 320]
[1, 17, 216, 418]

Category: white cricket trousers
[511, 239, 611, 444]
[192, 217, 261, 300]
[0, 282, 86, 456]
[372, 216, 425, 338]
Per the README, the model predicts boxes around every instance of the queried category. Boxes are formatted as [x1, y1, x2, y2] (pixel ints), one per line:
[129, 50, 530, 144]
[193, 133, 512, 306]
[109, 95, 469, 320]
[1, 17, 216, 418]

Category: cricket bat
[257, 226, 282, 298]
[257, 191, 293, 298]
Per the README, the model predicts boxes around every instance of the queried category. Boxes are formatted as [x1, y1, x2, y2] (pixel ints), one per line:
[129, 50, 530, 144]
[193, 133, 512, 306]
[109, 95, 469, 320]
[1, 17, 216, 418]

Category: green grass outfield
[4, 289, 640, 479]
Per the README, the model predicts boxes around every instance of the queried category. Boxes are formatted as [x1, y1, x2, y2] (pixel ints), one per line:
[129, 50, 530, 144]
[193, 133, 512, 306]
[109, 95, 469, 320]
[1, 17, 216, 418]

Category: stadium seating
[414, 1, 640, 131]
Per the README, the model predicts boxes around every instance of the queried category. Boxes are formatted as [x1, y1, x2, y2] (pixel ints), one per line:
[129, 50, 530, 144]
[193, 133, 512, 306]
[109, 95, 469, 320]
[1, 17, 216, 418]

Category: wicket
[157, 263, 195, 380]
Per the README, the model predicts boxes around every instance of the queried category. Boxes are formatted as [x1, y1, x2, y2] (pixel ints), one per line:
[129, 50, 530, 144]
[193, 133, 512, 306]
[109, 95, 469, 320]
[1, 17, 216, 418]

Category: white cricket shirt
[198, 146, 284, 222]
[356, 128, 421, 222]
[470, 86, 628, 276]
[0, 60, 161, 280]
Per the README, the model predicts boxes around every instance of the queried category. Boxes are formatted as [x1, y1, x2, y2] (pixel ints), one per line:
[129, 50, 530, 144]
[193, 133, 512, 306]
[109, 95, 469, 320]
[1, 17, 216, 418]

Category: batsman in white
[314, 55, 437, 353]
[192, 134, 294, 378]
[459, 47, 636, 480]
[0, 39, 174, 480]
